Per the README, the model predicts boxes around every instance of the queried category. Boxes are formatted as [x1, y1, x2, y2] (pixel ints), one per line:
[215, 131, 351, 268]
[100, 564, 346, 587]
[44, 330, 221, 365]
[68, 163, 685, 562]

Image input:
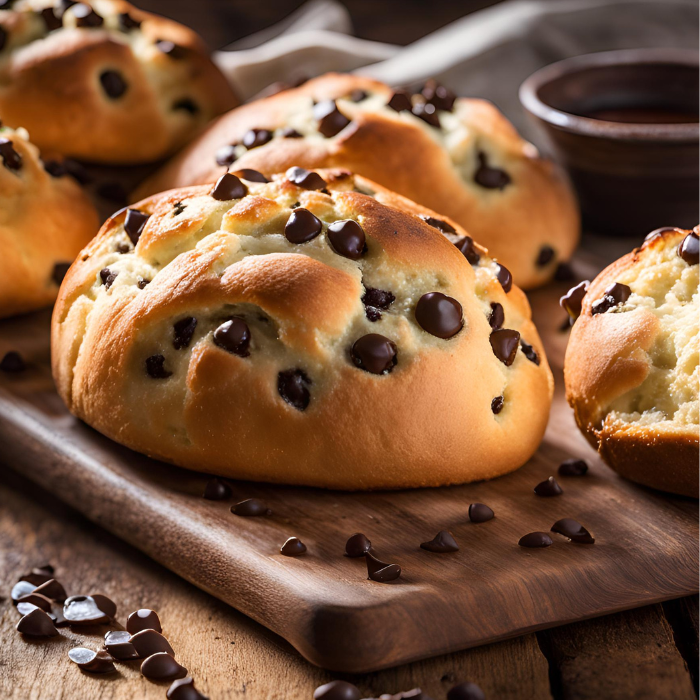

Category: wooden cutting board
[0, 243, 697, 674]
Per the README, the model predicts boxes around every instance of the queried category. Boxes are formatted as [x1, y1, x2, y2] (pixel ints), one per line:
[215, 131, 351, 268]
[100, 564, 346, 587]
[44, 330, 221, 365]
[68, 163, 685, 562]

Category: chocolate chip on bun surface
[137, 73, 579, 288]
[564, 226, 699, 497]
[52, 168, 553, 489]
[0, 0, 237, 163]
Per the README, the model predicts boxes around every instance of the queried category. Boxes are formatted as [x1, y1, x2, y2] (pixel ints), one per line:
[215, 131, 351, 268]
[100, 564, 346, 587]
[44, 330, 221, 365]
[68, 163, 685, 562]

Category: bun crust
[0, 127, 98, 318]
[137, 73, 579, 288]
[564, 227, 699, 497]
[52, 167, 553, 489]
[0, 0, 237, 163]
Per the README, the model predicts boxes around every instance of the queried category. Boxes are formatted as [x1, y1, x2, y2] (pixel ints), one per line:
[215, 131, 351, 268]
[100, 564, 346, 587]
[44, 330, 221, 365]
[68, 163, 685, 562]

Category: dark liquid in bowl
[584, 106, 699, 124]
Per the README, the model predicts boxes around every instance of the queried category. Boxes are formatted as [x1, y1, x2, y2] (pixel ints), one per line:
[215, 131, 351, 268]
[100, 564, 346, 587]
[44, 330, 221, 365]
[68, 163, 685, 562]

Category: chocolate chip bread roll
[0, 0, 237, 164]
[0, 126, 98, 318]
[564, 227, 699, 497]
[137, 73, 579, 289]
[52, 167, 553, 489]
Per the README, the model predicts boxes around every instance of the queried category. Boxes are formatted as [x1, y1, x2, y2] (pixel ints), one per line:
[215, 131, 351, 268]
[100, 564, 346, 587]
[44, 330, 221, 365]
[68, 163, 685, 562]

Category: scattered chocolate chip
[678, 232, 699, 265]
[520, 340, 540, 365]
[40, 7, 62, 31]
[234, 168, 269, 183]
[16, 593, 53, 612]
[168, 677, 209, 700]
[415, 292, 463, 339]
[215, 145, 237, 167]
[491, 396, 504, 414]
[99, 70, 127, 99]
[137, 279, 150, 289]
[349, 89, 368, 102]
[536, 245, 555, 267]
[518, 532, 553, 548]
[93, 594, 117, 619]
[232, 498, 270, 517]
[242, 128, 273, 149]
[420, 215, 456, 234]
[68, 647, 116, 673]
[351, 334, 397, 374]
[554, 262, 575, 281]
[126, 608, 162, 635]
[285, 208, 322, 243]
[0, 139, 22, 171]
[145, 355, 172, 379]
[490, 329, 520, 366]
[474, 152, 511, 190]
[124, 208, 150, 245]
[314, 681, 361, 700]
[362, 287, 394, 321]
[454, 236, 480, 265]
[213, 318, 251, 357]
[421, 79, 456, 111]
[131, 629, 175, 658]
[277, 369, 311, 410]
[495, 263, 512, 293]
[118, 11, 141, 30]
[105, 630, 139, 660]
[560, 281, 589, 321]
[1, 351, 26, 373]
[534, 476, 563, 497]
[73, 3, 103, 27]
[286, 166, 326, 190]
[488, 302, 504, 329]
[203, 478, 231, 501]
[141, 651, 187, 680]
[32, 579, 67, 603]
[281, 127, 302, 138]
[551, 518, 595, 544]
[558, 458, 588, 477]
[345, 533, 371, 557]
[280, 537, 307, 557]
[412, 102, 440, 127]
[173, 98, 199, 114]
[99, 268, 118, 288]
[469, 503, 494, 523]
[420, 530, 459, 553]
[172, 317, 197, 350]
[447, 682, 486, 700]
[366, 551, 401, 582]
[327, 219, 366, 259]
[19, 565, 54, 586]
[16, 602, 44, 617]
[387, 90, 412, 113]
[173, 201, 186, 216]
[210, 172, 247, 201]
[16, 607, 59, 636]
[11, 580, 36, 603]
[156, 39, 185, 59]
[591, 282, 632, 315]
[314, 100, 351, 137]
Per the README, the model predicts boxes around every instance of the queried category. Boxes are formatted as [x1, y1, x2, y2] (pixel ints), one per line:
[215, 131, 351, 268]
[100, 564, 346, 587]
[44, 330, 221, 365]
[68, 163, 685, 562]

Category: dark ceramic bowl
[520, 49, 699, 236]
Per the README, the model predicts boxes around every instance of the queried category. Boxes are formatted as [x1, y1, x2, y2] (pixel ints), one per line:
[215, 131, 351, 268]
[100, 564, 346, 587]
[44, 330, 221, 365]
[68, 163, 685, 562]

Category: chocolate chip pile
[11, 564, 207, 699]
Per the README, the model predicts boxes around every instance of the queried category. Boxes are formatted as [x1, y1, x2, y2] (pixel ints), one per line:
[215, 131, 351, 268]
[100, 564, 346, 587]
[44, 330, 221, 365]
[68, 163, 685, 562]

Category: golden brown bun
[564, 227, 699, 498]
[136, 73, 580, 289]
[0, 0, 237, 164]
[52, 167, 553, 489]
[0, 126, 98, 318]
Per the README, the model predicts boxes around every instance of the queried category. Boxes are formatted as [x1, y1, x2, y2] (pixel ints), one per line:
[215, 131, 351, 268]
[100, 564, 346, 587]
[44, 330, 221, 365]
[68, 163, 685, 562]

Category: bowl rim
[519, 48, 699, 142]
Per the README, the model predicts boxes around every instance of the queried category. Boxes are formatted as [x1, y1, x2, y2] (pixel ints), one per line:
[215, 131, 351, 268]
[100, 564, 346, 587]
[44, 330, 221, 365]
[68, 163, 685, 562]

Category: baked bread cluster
[52, 167, 553, 489]
[0, 126, 98, 318]
[563, 226, 699, 497]
[137, 73, 579, 289]
[0, 0, 237, 163]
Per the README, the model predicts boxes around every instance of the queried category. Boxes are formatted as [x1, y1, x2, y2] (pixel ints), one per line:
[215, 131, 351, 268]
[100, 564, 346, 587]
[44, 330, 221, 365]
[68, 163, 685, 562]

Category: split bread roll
[137, 73, 579, 289]
[563, 226, 699, 498]
[52, 167, 554, 489]
[0, 0, 237, 163]
[0, 126, 98, 318]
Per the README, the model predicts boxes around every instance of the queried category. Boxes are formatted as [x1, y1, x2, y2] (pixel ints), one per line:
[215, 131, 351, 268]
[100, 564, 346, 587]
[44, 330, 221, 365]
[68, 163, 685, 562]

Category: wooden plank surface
[0, 250, 697, 673]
